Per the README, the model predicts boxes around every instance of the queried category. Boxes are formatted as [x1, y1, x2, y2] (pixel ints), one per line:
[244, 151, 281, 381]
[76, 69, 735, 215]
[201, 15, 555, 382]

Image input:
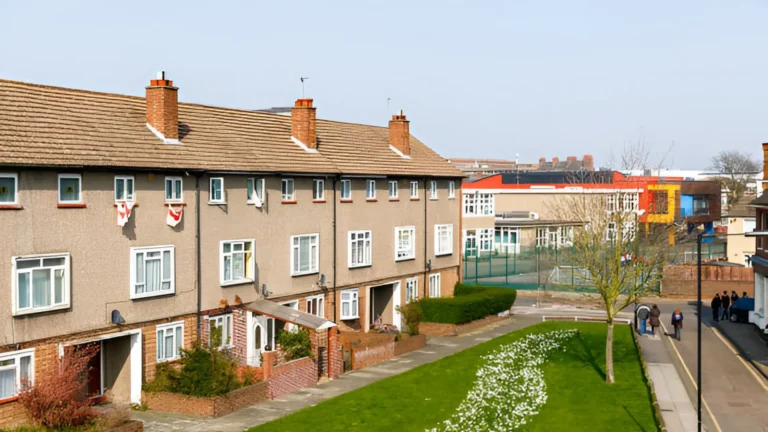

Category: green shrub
[142, 362, 179, 393]
[396, 302, 423, 336]
[419, 283, 517, 325]
[277, 328, 313, 361]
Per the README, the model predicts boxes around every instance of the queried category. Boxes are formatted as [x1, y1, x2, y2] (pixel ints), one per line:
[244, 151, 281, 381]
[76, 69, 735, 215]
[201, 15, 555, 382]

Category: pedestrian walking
[711, 293, 721, 322]
[637, 305, 649, 335]
[731, 291, 740, 318]
[671, 308, 684, 341]
[649, 304, 661, 336]
[721, 290, 731, 321]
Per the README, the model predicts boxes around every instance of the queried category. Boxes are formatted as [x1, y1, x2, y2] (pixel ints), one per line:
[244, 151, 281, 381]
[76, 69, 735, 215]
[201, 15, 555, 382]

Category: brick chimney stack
[552, 157, 560, 165]
[566, 156, 577, 162]
[539, 157, 546, 165]
[583, 155, 594, 171]
[146, 71, 179, 140]
[389, 111, 410, 156]
[291, 99, 317, 149]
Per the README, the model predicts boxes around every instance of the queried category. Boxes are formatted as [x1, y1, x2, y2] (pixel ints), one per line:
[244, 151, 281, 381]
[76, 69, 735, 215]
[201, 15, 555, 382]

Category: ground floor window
[209, 314, 233, 348]
[429, 273, 441, 298]
[494, 227, 519, 253]
[306, 295, 324, 318]
[340, 289, 359, 320]
[156, 322, 184, 362]
[0, 348, 33, 399]
[406, 277, 419, 303]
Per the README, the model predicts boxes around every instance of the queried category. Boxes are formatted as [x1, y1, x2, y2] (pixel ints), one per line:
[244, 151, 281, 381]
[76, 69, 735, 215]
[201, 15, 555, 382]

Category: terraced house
[0, 73, 462, 423]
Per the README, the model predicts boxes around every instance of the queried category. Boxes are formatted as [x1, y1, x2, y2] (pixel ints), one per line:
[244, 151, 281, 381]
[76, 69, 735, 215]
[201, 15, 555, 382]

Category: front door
[251, 323, 263, 366]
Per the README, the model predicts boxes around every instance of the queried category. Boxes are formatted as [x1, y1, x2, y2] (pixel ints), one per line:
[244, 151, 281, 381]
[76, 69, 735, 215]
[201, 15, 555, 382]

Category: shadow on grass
[564, 332, 606, 381]
[623, 405, 649, 432]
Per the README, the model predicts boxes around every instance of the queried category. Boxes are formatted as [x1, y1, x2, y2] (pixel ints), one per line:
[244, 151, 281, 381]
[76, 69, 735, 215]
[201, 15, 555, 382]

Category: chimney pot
[389, 111, 410, 155]
[291, 98, 317, 148]
[552, 157, 560, 165]
[146, 72, 179, 141]
[566, 156, 577, 161]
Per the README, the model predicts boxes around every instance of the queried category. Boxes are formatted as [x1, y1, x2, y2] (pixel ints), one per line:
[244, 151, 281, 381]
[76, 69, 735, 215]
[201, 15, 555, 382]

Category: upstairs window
[430, 181, 438, 200]
[389, 180, 398, 199]
[58, 174, 82, 204]
[114, 176, 135, 202]
[131, 246, 175, 299]
[650, 190, 669, 214]
[247, 178, 265, 205]
[165, 176, 183, 202]
[313, 179, 325, 201]
[281, 179, 295, 201]
[340, 180, 352, 200]
[409, 181, 419, 199]
[221, 240, 254, 285]
[13, 254, 70, 315]
[435, 224, 453, 256]
[349, 230, 372, 268]
[209, 177, 225, 204]
[366, 180, 376, 200]
[0, 173, 18, 205]
[0, 349, 34, 399]
[448, 181, 456, 199]
[395, 226, 416, 260]
[463, 193, 494, 216]
[291, 234, 319, 275]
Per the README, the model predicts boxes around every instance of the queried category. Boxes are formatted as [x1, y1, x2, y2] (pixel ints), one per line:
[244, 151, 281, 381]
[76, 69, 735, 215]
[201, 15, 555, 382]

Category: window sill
[410, 198, 420, 201]
[340, 199, 353, 203]
[430, 198, 439, 201]
[57, 203, 86, 208]
[165, 202, 187, 207]
[448, 197, 456, 200]
[208, 201, 227, 206]
[282, 200, 298, 205]
[130, 290, 175, 300]
[366, 199, 378, 202]
[340, 316, 359, 321]
[221, 279, 254, 287]
[349, 264, 372, 269]
[13, 303, 70, 317]
[0, 204, 23, 210]
[389, 198, 400, 202]
[396, 256, 416, 262]
[156, 357, 182, 364]
[313, 200, 327, 203]
[291, 271, 319, 277]
[435, 252, 453, 257]
[112, 202, 138, 207]
[0, 395, 20, 405]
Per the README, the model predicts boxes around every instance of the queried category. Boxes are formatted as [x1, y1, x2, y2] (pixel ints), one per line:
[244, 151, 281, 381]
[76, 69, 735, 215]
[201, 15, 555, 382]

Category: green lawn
[250, 322, 658, 432]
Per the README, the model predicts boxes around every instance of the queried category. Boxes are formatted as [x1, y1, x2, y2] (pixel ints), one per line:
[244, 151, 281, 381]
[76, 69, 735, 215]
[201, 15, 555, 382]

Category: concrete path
[132, 315, 541, 432]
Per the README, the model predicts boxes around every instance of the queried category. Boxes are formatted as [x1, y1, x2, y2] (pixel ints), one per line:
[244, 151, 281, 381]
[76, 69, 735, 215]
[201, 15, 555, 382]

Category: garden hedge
[419, 283, 517, 325]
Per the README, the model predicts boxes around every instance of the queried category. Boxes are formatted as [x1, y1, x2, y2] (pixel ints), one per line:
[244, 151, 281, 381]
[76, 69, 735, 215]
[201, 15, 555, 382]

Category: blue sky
[1, 0, 767, 169]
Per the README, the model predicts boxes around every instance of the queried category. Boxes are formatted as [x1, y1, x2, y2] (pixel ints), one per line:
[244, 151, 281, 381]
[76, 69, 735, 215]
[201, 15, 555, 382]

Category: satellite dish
[111, 310, 125, 326]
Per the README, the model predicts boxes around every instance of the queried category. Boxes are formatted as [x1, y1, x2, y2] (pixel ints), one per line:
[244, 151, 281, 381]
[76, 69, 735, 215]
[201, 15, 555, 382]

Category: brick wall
[267, 357, 317, 399]
[420, 314, 508, 337]
[351, 342, 394, 370]
[0, 399, 28, 429]
[142, 381, 269, 418]
[662, 264, 754, 298]
[143, 315, 197, 381]
[394, 334, 426, 356]
[328, 330, 343, 379]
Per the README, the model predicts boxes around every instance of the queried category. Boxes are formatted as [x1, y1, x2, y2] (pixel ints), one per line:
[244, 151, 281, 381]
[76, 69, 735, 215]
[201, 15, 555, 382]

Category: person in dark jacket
[743, 292, 749, 298]
[711, 294, 721, 322]
[671, 308, 684, 341]
[649, 304, 661, 336]
[637, 306, 649, 335]
[721, 290, 731, 321]
[730, 291, 740, 318]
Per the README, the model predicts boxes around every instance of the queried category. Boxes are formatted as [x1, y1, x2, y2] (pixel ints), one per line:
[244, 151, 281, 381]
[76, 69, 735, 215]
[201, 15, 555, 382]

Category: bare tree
[709, 150, 761, 206]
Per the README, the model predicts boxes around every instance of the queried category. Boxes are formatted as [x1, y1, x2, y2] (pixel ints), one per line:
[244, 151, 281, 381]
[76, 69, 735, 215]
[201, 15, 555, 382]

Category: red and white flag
[116, 201, 135, 227]
[167, 205, 183, 227]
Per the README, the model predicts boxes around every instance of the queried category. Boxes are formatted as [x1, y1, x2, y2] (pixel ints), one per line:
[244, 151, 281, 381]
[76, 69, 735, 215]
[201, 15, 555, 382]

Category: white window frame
[388, 180, 398, 199]
[606, 194, 616, 212]
[478, 228, 493, 251]
[348, 230, 373, 268]
[607, 222, 617, 241]
[622, 193, 639, 212]
[366, 180, 376, 200]
[435, 224, 453, 256]
[57, 173, 82, 204]
[448, 181, 456, 199]
[463, 192, 494, 216]
[11, 253, 71, 316]
[340, 179, 352, 200]
[313, 179, 325, 201]
[291, 233, 320, 276]
[430, 181, 438, 200]
[409, 181, 419, 199]
[130, 245, 175, 300]
[165, 176, 183, 203]
[0, 348, 35, 399]
[0, 173, 19, 205]
[209, 177, 225, 204]
[395, 226, 416, 261]
[281, 178, 295, 201]
[114, 175, 135, 203]
[156, 321, 184, 362]
[340, 289, 359, 320]
[306, 295, 324, 319]
[220, 239, 255, 286]
[429, 273, 441, 298]
[405, 277, 419, 303]
[208, 314, 233, 348]
[247, 178, 265, 205]
[535, 227, 548, 247]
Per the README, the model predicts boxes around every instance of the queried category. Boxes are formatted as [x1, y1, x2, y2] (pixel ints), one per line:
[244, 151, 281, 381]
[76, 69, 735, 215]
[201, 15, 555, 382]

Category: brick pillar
[262, 351, 276, 379]
[328, 329, 343, 379]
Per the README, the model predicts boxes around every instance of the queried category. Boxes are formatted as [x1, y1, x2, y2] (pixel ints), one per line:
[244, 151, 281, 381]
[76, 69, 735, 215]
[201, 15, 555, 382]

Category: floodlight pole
[696, 231, 702, 432]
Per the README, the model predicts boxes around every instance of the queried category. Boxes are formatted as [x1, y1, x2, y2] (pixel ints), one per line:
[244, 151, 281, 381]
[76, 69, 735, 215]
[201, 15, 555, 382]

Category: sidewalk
[636, 333, 698, 432]
[132, 315, 541, 432]
[713, 319, 768, 380]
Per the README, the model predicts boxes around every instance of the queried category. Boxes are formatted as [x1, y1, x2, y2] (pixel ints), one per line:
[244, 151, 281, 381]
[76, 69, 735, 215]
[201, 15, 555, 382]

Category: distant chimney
[583, 154, 595, 171]
[538, 157, 546, 165]
[552, 157, 560, 165]
[389, 111, 410, 155]
[146, 71, 179, 140]
[566, 156, 577, 162]
[291, 99, 317, 149]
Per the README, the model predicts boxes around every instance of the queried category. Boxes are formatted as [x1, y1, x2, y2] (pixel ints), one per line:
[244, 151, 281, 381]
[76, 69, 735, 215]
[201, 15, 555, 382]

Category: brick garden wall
[351, 341, 395, 370]
[420, 314, 508, 337]
[662, 265, 754, 298]
[394, 334, 426, 356]
[0, 399, 28, 429]
[142, 381, 270, 418]
[267, 357, 317, 399]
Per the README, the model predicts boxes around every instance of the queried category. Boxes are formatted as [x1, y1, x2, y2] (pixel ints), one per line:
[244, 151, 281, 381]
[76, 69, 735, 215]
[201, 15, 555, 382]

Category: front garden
[249, 322, 658, 432]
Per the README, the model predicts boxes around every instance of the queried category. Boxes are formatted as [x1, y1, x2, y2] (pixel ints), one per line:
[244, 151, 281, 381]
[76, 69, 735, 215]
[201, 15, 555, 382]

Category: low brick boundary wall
[661, 264, 753, 298]
[420, 313, 509, 337]
[394, 334, 426, 356]
[142, 381, 269, 418]
[0, 399, 28, 429]
[351, 341, 395, 370]
[267, 357, 317, 399]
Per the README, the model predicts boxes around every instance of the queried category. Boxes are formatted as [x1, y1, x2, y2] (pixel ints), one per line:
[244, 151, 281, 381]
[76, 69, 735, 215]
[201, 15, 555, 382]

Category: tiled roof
[0, 79, 463, 178]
